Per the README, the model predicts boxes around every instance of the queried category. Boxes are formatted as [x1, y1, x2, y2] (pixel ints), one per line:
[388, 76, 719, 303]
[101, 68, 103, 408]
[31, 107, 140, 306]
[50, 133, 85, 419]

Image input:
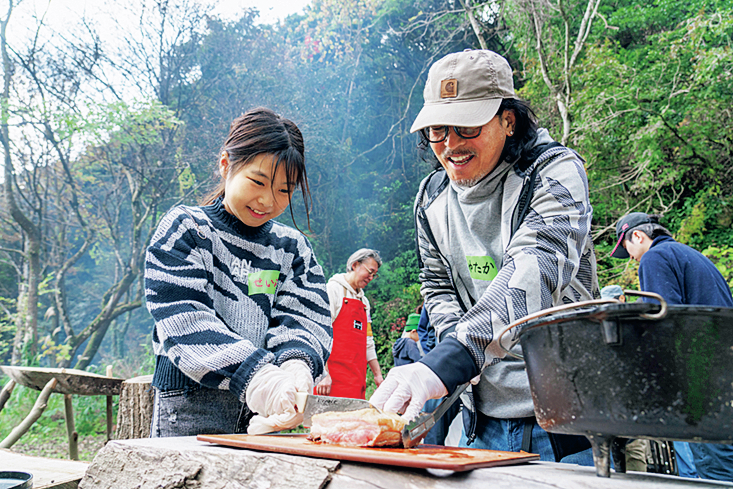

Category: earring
[509, 130, 514, 136]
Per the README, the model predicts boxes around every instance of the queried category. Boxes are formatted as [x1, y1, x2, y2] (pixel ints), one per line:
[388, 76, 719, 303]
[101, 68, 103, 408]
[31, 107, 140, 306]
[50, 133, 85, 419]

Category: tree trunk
[115, 375, 155, 440]
[0, 379, 15, 413]
[2, 1, 41, 363]
[460, 0, 488, 49]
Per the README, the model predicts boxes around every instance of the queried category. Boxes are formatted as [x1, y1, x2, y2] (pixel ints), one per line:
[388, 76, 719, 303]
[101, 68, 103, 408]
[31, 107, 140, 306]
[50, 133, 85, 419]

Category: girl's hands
[246, 364, 302, 434]
[280, 359, 313, 394]
[245, 361, 314, 435]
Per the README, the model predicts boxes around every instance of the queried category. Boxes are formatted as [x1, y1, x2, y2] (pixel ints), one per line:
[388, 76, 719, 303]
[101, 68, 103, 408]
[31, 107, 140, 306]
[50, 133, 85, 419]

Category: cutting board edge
[196, 434, 540, 472]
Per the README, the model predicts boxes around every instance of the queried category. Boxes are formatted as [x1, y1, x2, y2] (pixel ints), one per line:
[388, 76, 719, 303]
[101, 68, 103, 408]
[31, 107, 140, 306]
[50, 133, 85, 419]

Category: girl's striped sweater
[145, 198, 332, 402]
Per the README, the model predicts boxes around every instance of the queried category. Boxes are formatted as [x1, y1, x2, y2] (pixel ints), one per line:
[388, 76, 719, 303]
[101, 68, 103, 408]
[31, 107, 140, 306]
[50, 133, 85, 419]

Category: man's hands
[314, 372, 332, 395]
[245, 361, 313, 434]
[369, 362, 448, 421]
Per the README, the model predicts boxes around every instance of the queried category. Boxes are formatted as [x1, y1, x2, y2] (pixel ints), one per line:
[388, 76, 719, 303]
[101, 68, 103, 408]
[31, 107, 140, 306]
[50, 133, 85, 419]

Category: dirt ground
[9, 433, 108, 462]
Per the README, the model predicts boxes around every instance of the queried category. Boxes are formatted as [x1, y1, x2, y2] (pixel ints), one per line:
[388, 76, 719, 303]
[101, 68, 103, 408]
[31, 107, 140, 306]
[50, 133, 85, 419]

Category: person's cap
[410, 49, 516, 133]
[600, 285, 624, 300]
[405, 313, 420, 331]
[610, 212, 653, 258]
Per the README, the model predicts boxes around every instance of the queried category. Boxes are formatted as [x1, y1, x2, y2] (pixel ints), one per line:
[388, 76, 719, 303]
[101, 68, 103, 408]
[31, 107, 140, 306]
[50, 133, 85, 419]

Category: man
[371, 49, 599, 463]
[314, 249, 384, 398]
[611, 211, 733, 481]
[392, 313, 422, 367]
[600, 284, 626, 302]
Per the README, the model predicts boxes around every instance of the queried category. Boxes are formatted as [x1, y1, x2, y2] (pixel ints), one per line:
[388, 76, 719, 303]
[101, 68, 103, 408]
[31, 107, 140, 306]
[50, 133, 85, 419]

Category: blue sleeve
[420, 337, 479, 394]
[638, 251, 684, 305]
[417, 306, 436, 353]
[407, 340, 422, 363]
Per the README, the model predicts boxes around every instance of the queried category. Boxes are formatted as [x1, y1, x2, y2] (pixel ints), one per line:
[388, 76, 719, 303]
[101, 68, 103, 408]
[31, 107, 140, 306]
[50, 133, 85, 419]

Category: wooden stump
[115, 375, 154, 440]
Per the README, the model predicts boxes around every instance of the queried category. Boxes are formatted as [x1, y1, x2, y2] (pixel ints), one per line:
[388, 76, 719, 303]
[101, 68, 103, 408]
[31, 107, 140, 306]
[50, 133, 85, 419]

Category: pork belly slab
[308, 408, 406, 447]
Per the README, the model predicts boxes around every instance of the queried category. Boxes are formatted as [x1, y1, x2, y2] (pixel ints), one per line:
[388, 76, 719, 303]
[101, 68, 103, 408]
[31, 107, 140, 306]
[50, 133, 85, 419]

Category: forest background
[1, 0, 733, 458]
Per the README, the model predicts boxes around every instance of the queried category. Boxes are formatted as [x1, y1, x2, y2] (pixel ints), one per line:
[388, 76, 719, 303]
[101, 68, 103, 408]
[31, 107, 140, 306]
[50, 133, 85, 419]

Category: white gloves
[369, 362, 448, 422]
[245, 361, 313, 435]
[281, 359, 314, 394]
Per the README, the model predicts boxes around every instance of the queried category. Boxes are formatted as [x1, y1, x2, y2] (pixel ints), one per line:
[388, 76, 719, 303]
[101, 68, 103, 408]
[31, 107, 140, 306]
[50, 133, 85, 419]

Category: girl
[145, 107, 332, 437]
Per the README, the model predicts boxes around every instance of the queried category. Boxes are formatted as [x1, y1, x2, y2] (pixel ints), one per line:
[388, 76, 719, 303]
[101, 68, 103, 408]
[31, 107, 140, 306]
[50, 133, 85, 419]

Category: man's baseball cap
[405, 313, 420, 332]
[600, 284, 624, 300]
[610, 212, 653, 258]
[410, 49, 516, 133]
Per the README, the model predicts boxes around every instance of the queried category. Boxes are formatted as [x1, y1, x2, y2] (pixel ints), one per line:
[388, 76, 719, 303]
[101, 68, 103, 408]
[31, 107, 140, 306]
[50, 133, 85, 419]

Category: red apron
[326, 297, 367, 399]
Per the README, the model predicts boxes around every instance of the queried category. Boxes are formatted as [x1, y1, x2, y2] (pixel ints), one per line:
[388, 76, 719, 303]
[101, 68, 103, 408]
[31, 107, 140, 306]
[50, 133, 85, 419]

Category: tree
[507, 0, 606, 144]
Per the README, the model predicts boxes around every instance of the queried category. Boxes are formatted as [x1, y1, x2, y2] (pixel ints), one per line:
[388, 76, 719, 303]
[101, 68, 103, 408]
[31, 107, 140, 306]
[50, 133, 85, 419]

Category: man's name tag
[466, 256, 498, 281]
[247, 270, 280, 295]
[353, 320, 363, 331]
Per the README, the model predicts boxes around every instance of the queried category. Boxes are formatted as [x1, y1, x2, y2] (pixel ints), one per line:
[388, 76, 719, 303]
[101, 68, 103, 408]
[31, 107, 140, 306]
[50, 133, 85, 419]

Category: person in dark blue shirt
[392, 313, 422, 367]
[414, 304, 461, 446]
[612, 212, 733, 482]
[416, 305, 435, 355]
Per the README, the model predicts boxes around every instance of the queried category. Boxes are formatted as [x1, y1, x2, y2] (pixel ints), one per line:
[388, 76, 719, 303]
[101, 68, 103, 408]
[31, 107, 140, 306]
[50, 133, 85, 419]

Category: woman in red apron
[315, 249, 384, 399]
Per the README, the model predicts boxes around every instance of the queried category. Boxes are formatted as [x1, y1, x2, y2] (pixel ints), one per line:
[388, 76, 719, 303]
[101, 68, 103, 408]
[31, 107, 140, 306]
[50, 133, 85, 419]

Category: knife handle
[295, 391, 308, 413]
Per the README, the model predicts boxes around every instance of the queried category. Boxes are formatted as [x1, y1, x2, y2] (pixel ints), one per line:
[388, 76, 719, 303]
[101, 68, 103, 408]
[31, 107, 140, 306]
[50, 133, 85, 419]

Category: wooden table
[0, 366, 124, 460]
[1, 449, 88, 489]
[78, 437, 733, 489]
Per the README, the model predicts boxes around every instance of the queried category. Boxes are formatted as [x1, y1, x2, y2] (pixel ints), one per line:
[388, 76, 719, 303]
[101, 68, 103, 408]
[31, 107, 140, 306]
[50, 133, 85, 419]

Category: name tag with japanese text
[247, 270, 280, 295]
[466, 256, 498, 281]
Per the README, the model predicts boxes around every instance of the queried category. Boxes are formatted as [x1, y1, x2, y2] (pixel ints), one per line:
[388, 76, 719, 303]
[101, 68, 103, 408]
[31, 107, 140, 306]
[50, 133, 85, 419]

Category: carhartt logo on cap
[621, 223, 629, 230]
[440, 79, 457, 99]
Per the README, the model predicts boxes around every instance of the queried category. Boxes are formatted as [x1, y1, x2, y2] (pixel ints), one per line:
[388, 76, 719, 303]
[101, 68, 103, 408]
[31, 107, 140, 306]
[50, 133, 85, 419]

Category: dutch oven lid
[500, 292, 733, 359]
[0, 471, 33, 489]
[520, 301, 732, 332]
[521, 301, 659, 331]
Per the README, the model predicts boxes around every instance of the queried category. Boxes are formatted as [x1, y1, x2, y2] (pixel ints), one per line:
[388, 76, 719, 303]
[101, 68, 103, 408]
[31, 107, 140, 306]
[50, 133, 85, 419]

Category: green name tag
[466, 256, 498, 281]
[247, 270, 280, 295]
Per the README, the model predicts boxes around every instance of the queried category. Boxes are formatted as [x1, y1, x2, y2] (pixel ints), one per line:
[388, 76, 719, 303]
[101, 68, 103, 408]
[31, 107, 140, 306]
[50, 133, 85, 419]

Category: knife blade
[295, 392, 372, 427]
[401, 382, 469, 448]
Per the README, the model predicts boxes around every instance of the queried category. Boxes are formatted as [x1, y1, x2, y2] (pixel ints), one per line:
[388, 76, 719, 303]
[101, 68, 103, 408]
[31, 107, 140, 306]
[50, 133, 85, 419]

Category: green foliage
[367, 249, 423, 375]
[703, 246, 733, 291]
[0, 303, 14, 364]
[572, 7, 733, 255]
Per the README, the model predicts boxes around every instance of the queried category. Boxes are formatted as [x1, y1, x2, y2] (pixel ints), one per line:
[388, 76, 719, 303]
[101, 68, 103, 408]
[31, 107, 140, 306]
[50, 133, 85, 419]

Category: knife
[401, 382, 469, 448]
[295, 392, 373, 427]
[295, 383, 468, 448]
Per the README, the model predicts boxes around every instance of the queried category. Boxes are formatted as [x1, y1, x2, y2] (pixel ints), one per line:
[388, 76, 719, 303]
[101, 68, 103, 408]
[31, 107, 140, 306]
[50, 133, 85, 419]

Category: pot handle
[498, 299, 619, 360]
[622, 290, 668, 319]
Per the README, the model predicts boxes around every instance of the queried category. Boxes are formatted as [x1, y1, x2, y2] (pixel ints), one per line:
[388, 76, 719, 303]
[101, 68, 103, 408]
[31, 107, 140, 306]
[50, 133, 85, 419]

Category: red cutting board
[197, 434, 539, 472]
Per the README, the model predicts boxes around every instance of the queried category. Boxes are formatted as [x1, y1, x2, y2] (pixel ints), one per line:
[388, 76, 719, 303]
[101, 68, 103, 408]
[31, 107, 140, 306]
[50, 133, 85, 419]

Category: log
[0, 378, 16, 413]
[64, 393, 79, 460]
[0, 378, 58, 448]
[79, 437, 339, 489]
[115, 374, 154, 440]
[106, 365, 114, 441]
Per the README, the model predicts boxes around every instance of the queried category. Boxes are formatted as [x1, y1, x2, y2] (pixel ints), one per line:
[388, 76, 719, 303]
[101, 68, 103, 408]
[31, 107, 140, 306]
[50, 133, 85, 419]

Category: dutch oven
[499, 291, 733, 477]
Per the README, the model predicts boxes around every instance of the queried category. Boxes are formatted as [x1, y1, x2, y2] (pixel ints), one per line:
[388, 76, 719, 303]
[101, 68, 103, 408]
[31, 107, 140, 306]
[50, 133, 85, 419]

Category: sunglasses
[420, 125, 483, 144]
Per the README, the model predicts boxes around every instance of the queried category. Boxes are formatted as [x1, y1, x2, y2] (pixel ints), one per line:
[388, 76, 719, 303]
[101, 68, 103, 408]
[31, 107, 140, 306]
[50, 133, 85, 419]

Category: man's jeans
[458, 410, 594, 466]
[151, 385, 244, 437]
[689, 442, 733, 482]
[673, 441, 698, 478]
[422, 398, 461, 446]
